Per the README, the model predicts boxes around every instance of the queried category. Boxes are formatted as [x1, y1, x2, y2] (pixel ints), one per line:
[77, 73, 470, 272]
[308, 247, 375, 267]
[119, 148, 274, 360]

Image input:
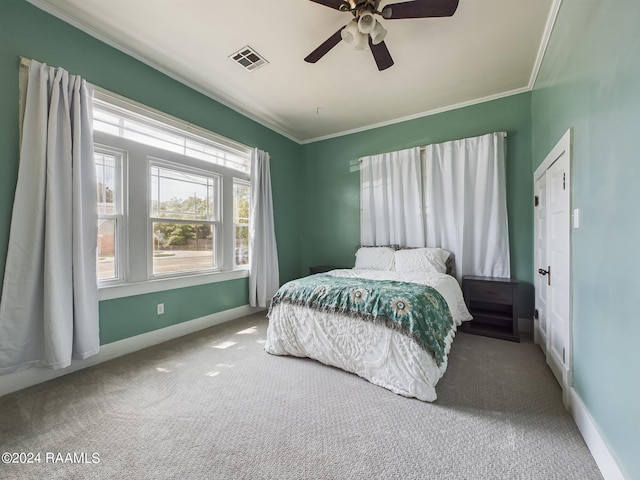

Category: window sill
[98, 269, 249, 301]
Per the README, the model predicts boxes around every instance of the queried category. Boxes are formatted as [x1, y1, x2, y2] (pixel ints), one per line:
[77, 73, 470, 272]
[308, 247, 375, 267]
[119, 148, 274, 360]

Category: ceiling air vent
[229, 46, 268, 72]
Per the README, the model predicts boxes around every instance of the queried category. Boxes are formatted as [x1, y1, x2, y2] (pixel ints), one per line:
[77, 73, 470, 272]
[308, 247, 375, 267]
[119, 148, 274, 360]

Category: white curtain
[0, 60, 99, 374]
[249, 149, 279, 308]
[360, 147, 425, 247]
[425, 132, 510, 281]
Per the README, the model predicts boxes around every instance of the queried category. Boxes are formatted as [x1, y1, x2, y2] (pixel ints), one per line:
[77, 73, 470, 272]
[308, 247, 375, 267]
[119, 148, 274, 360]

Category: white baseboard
[0, 305, 264, 398]
[570, 388, 626, 480]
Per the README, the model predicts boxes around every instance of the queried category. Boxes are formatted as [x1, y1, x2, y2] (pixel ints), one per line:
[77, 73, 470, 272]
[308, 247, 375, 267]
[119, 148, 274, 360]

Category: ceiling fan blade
[369, 38, 394, 71]
[305, 27, 345, 63]
[382, 0, 459, 19]
[308, 0, 351, 11]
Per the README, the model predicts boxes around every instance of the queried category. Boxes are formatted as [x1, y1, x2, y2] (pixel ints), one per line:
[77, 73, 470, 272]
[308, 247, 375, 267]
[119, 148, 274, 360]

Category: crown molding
[529, 0, 563, 90]
[300, 86, 531, 144]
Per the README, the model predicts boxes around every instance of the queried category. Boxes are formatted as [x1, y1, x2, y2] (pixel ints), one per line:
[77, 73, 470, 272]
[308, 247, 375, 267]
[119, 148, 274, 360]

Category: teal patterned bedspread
[269, 274, 453, 366]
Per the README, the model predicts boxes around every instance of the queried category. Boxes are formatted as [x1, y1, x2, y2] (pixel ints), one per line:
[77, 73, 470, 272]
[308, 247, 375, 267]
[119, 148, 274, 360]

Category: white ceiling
[30, 0, 558, 143]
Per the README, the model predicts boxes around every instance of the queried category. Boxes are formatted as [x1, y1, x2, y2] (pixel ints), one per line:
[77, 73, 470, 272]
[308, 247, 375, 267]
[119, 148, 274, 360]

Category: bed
[264, 247, 472, 402]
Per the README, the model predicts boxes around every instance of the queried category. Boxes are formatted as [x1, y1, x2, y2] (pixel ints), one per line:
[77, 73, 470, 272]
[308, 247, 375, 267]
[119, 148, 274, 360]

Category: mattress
[264, 269, 472, 401]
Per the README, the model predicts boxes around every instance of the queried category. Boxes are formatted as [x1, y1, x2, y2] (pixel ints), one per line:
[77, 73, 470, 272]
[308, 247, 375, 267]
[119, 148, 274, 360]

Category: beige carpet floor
[0, 313, 602, 479]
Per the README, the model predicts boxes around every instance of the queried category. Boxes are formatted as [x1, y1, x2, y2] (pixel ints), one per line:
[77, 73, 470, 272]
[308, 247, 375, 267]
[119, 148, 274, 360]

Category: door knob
[538, 266, 551, 286]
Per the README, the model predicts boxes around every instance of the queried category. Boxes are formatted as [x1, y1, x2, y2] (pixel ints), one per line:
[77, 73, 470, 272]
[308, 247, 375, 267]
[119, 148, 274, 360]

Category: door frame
[533, 128, 573, 407]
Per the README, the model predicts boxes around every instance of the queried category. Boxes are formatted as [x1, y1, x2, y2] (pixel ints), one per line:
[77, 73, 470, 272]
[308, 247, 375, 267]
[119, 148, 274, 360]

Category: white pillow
[354, 247, 395, 270]
[393, 248, 450, 274]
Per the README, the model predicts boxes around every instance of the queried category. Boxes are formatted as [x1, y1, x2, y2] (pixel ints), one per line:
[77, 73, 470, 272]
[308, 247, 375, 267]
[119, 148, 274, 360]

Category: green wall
[0, 0, 302, 345]
[300, 93, 534, 317]
[532, 1, 640, 478]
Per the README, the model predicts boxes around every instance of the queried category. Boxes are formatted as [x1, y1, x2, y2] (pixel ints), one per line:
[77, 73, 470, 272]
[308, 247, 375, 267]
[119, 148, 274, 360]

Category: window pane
[233, 182, 250, 223]
[98, 219, 117, 280]
[96, 152, 118, 214]
[233, 181, 250, 267]
[124, 118, 184, 153]
[185, 140, 250, 172]
[153, 222, 215, 275]
[93, 109, 122, 136]
[93, 99, 251, 173]
[234, 226, 249, 266]
[151, 166, 219, 221]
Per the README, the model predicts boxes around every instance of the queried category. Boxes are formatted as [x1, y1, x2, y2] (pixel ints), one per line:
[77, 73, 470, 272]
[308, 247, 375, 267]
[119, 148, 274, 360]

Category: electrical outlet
[157, 303, 164, 315]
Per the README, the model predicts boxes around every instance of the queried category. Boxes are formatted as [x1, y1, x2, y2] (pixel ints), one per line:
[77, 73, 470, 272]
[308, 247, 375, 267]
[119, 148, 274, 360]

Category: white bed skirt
[264, 303, 457, 402]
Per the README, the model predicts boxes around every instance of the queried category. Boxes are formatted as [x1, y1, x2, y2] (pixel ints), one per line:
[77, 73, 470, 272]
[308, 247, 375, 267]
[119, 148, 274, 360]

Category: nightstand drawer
[467, 282, 513, 304]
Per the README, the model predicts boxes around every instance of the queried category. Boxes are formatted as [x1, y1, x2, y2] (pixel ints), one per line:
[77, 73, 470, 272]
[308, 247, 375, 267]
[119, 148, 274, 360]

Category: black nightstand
[309, 265, 343, 275]
[462, 276, 520, 342]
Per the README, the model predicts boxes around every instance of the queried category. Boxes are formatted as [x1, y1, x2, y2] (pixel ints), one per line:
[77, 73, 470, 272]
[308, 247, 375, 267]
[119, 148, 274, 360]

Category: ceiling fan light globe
[341, 30, 354, 44]
[358, 12, 376, 34]
[370, 22, 387, 45]
[341, 19, 359, 45]
[353, 31, 369, 50]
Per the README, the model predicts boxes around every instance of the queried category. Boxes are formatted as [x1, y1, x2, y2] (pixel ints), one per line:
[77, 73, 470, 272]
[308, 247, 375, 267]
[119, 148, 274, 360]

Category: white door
[533, 175, 548, 353]
[534, 130, 572, 407]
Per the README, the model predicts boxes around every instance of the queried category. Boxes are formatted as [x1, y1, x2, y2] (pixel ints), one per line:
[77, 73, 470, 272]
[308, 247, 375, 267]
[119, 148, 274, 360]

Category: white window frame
[233, 178, 251, 269]
[94, 89, 252, 300]
[147, 158, 222, 279]
[95, 144, 127, 286]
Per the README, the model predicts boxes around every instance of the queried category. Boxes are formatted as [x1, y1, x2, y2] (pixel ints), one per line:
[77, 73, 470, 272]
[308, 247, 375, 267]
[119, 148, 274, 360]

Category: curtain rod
[19, 56, 32, 67]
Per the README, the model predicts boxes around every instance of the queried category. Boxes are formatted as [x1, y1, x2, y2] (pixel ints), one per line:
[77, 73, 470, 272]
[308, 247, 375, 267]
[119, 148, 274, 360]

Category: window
[93, 97, 249, 173]
[93, 90, 252, 295]
[95, 146, 125, 284]
[150, 162, 220, 276]
[233, 180, 250, 267]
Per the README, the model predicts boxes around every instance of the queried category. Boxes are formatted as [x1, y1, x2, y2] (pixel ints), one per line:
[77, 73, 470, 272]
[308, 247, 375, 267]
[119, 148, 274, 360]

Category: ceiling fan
[305, 0, 459, 71]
